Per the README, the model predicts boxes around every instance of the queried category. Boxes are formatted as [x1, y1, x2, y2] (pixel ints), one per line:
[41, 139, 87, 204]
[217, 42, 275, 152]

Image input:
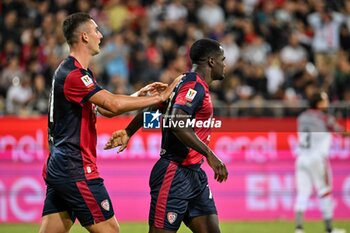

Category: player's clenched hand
[104, 129, 130, 153]
[206, 153, 228, 183]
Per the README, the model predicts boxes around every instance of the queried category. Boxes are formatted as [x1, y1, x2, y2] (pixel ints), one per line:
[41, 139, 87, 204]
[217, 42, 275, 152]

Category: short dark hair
[63, 12, 92, 46]
[189, 38, 221, 64]
[309, 91, 327, 109]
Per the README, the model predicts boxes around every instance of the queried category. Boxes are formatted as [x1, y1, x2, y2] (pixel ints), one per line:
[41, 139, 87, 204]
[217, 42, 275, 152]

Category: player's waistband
[160, 157, 202, 171]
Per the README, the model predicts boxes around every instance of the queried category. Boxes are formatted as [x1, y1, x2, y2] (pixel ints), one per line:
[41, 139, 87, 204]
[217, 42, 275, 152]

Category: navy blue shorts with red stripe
[42, 178, 114, 226]
[149, 158, 217, 231]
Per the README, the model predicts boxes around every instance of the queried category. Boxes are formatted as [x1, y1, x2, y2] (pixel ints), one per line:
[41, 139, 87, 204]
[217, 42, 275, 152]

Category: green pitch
[0, 220, 349, 233]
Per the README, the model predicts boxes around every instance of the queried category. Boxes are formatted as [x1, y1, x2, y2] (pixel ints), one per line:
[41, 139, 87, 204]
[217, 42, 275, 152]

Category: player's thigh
[58, 178, 115, 228]
[295, 160, 313, 196]
[85, 215, 120, 233]
[312, 158, 332, 196]
[187, 214, 220, 233]
[183, 172, 218, 221]
[39, 211, 73, 233]
[149, 159, 188, 231]
[40, 184, 74, 233]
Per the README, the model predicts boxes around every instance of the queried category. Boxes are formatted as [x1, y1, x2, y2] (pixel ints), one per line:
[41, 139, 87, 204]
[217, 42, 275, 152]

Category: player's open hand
[206, 153, 228, 183]
[138, 82, 168, 97]
[104, 129, 130, 153]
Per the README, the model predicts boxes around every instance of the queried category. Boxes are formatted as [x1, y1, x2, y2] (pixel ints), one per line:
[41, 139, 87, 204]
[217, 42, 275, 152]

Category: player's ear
[208, 57, 215, 67]
[82, 32, 88, 43]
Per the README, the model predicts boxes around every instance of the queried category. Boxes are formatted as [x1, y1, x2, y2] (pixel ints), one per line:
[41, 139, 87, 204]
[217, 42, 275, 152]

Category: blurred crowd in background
[1, 0, 350, 117]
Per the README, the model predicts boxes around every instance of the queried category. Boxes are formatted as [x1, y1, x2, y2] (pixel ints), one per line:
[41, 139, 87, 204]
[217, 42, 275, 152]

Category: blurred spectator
[105, 0, 129, 32]
[31, 73, 49, 115]
[280, 31, 308, 80]
[147, 0, 166, 32]
[0, 56, 24, 98]
[241, 35, 271, 65]
[126, 0, 147, 33]
[333, 52, 350, 101]
[159, 53, 187, 84]
[165, 0, 187, 23]
[197, 0, 224, 32]
[220, 33, 240, 72]
[1, 10, 21, 48]
[0, 0, 350, 117]
[265, 54, 285, 98]
[101, 31, 129, 92]
[339, 23, 350, 54]
[6, 75, 33, 115]
[0, 40, 20, 69]
[307, 4, 344, 75]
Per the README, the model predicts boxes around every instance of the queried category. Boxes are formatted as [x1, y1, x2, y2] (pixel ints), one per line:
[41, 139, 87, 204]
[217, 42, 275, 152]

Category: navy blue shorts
[42, 178, 114, 226]
[149, 158, 217, 231]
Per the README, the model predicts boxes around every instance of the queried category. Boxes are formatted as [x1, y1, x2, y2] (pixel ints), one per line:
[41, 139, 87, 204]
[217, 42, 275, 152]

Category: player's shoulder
[182, 72, 206, 89]
[299, 109, 330, 125]
[55, 56, 84, 80]
[182, 72, 198, 83]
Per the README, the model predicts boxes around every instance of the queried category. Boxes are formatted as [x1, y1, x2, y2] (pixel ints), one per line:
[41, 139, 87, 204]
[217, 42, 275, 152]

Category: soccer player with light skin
[294, 91, 350, 233]
[105, 38, 229, 233]
[39, 13, 182, 233]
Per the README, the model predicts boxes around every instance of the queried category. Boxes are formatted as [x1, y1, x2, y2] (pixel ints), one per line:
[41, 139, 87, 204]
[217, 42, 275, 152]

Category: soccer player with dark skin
[105, 38, 229, 233]
[39, 13, 181, 233]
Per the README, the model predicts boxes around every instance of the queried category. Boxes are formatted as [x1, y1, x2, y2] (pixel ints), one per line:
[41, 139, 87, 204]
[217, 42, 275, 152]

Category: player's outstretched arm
[90, 75, 183, 116]
[170, 108, 228, 183]
[97, 82, 169, 117]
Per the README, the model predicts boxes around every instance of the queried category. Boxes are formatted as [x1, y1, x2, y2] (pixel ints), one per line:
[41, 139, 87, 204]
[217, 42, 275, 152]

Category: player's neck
[70, 47, 92, 70]
[191, 65, 212, 85]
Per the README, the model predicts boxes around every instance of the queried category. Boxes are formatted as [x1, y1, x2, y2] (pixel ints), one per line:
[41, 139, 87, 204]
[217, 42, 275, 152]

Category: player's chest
[197, 93, 213, 118]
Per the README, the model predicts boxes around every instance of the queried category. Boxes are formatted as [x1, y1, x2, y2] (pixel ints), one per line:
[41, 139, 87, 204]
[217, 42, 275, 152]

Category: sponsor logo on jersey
[167, 212, 177, 224]
[101, 199, 110, 211]
[81, 75, 94, 88]
[185, 88, 197, 102]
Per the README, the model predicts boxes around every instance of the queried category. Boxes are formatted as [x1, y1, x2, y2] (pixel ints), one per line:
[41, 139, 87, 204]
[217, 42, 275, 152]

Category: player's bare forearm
[126, 104, 164, 136]
[172, 127, 228, 182]
[97, 106, 116, 118]
[170, 108, 228, 182]
[125, 111, 143, 137]
[89, 75, 182, 115]
[102, 92, 163, 115]
[172, 127, 212, 157]
[170, 109, 211, 156]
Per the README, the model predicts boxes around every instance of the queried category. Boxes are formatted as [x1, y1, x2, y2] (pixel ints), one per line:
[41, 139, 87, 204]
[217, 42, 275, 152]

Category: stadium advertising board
[0, 117, 349, 222]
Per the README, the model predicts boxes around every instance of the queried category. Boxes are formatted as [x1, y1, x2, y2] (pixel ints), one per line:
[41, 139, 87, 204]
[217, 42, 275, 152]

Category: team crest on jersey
[101, 199, 110, 211]
[185, 88, 197, 102]
[81, 75, 94, 88]
[167, 212, 177, 224]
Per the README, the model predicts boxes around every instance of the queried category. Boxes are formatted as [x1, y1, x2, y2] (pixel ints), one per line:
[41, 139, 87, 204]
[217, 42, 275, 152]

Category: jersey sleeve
[64, 69, 102, 105]
[326, 115, 344, 133]
[173, 81, 205, 115]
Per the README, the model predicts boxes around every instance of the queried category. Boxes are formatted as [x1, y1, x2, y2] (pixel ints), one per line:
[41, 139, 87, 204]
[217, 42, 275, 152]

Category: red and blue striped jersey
[161, 72, 213, 166]
[43, 56, 102, 183]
